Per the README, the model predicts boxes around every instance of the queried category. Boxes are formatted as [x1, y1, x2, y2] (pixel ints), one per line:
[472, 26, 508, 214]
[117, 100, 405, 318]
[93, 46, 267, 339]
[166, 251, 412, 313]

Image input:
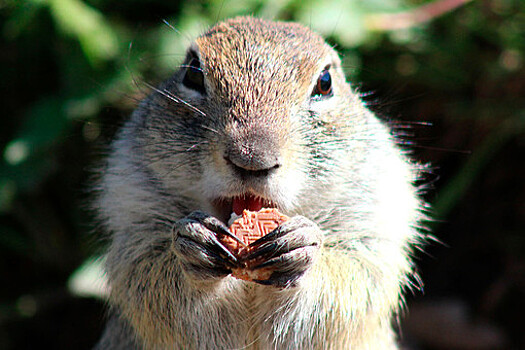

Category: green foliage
[47, 0, 119, 64]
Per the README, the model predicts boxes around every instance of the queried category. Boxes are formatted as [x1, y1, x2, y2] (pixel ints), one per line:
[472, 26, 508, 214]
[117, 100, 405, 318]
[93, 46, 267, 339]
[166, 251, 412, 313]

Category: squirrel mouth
[212, 194, 275, 224]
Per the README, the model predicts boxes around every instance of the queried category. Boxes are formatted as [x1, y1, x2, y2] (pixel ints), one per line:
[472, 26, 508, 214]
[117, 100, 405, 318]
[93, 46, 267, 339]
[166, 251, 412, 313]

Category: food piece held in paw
[220, 208, 289, 282]
[223, 208, 289, 255]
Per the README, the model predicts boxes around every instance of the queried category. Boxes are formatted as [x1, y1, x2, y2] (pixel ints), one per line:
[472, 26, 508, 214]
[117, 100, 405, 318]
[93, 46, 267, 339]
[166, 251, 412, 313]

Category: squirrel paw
[240, 215, 322, 288]
[172, 211, 240, 280]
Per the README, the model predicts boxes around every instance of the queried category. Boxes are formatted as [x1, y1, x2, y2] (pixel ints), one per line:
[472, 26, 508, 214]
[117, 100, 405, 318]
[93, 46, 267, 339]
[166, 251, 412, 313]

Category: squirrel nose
[224, 130, 282, 177]
[224, 154, 281, 178]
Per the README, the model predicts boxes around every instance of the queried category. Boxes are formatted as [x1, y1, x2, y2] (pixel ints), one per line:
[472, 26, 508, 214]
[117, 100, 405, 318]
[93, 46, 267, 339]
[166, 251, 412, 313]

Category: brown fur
[93, 17, 426, 349]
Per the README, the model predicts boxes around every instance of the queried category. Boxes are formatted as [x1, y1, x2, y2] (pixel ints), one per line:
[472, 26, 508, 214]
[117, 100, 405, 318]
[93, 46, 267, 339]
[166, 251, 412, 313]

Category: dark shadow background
[1, 0, 524, 349]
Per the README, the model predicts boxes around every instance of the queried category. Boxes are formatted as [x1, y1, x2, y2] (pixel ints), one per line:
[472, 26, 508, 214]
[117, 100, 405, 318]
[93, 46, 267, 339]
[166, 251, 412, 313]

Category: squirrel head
[134, 17, 363, 223]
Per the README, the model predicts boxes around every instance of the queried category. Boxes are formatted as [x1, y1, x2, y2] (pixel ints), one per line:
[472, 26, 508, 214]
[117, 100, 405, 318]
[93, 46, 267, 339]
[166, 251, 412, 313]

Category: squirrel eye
[312, 69, 333, 98]
[182, 57, 206, 95]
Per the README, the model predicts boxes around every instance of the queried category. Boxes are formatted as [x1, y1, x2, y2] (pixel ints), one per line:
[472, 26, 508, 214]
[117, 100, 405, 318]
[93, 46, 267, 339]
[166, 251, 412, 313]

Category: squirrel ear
[182, 55, 206, 95]
[311, 66, 333, 99]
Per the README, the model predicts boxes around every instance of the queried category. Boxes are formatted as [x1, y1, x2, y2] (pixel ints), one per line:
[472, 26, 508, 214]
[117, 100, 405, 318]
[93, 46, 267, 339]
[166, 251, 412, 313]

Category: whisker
[161, 19, 195, 48]
[162, 19, 182, 36]
[128, 139, 207, 152]
[185, 140, 208, 152]
[199, 124, 219, 135]
[142, 81, 207, 117]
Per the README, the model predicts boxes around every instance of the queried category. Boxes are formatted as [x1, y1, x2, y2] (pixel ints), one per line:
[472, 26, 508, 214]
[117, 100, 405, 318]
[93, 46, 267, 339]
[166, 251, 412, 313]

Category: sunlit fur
[93, 17, 426, 349]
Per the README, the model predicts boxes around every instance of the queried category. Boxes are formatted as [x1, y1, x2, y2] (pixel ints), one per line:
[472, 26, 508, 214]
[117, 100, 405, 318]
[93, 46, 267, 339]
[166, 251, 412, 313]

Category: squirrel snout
[224, 131, 282, 178]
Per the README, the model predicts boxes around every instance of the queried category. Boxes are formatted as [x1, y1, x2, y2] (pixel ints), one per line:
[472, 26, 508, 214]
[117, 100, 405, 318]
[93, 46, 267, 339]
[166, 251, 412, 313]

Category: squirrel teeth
[232, 195, 265, 215]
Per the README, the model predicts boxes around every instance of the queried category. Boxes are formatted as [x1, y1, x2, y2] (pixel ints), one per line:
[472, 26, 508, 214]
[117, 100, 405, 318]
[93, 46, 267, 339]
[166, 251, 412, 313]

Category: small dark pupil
[319, 70, 332, 94]
[183, 57, 205, 94]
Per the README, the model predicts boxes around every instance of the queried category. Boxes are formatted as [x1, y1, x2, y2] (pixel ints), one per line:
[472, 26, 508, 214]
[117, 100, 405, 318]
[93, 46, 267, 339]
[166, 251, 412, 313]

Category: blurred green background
[1, 0, 524, 349]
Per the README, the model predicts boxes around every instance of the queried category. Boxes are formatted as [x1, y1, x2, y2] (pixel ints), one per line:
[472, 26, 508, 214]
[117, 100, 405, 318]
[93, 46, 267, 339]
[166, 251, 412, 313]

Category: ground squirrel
[93, 16, 426, 349]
